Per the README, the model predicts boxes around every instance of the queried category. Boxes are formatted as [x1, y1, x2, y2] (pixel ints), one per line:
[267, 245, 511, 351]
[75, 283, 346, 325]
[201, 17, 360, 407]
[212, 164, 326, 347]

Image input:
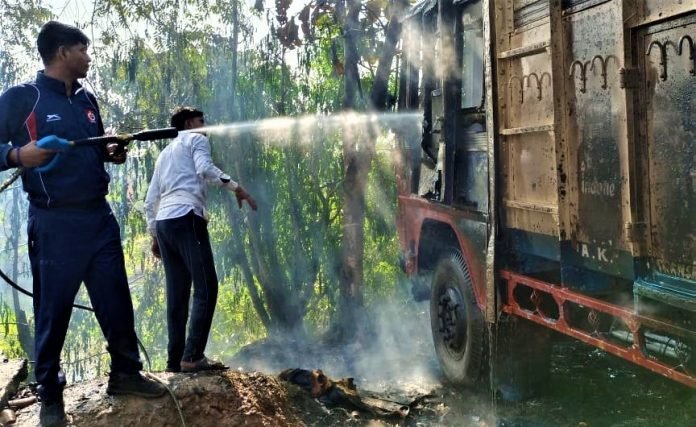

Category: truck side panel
[633, 12, 696, 310]
[561, 1, 636, 280]
[496, 3, 561, 241]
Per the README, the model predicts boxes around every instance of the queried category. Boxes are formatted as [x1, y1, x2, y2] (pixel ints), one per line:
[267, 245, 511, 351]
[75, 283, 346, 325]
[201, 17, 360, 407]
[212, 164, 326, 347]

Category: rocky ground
[2, 299, 695, 426]
[1, 367, 492, 427]
[11, 370, 312, 427]
[1, 338, 455, 427]
[5, 337, 694, 427]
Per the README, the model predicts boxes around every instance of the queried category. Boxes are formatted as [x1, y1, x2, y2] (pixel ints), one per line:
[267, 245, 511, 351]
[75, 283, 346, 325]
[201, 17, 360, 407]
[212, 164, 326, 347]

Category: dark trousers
[155, 211, 218, 369]
[28, 203, 142, 402]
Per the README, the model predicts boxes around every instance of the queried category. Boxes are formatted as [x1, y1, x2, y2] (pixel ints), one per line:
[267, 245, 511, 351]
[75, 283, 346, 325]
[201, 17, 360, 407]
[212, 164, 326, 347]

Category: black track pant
[29, 203, 142, 402]
[155, 211, 218, 370]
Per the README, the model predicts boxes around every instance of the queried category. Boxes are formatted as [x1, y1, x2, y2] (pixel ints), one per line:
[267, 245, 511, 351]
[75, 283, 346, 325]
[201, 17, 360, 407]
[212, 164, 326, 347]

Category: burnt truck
[394, 0, 696, 393]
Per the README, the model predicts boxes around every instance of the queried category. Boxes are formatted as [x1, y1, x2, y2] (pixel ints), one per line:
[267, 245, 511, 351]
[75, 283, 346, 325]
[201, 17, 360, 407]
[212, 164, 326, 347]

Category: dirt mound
[12, 370, 325, 427]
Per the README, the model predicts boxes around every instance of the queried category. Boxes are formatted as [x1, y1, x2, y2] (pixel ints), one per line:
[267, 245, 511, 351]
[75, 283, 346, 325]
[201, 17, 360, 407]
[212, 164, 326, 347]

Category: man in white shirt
[144, 106, 256, 373]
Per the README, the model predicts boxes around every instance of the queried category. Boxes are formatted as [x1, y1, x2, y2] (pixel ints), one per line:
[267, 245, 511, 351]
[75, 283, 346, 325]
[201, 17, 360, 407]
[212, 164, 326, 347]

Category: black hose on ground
[0, 265, 152, 367]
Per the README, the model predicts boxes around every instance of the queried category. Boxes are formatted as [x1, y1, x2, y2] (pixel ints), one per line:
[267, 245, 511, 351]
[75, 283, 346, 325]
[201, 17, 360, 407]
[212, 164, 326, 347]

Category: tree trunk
[9, 187, 34, 360]
[369, 0, 409, 110]
[230, 0, 240, 121]
[223, 37, 314, 336]
[228, 138, 307, 336]
[225, 197, 272, 330]
[336, 0, 368, 340]
[343, 0, 361, 110]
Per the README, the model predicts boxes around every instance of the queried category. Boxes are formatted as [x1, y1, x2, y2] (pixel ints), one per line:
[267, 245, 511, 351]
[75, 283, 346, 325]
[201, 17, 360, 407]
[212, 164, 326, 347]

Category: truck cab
[395, 0, 696, 392]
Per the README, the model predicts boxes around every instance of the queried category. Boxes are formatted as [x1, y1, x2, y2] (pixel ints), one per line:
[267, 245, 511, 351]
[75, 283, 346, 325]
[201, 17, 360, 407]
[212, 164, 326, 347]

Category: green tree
[0, 0, 405, 377]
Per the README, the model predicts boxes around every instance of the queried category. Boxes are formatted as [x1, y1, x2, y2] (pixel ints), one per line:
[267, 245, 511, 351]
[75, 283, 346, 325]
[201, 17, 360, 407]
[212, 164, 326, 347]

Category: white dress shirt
[144, 131, 237, 236]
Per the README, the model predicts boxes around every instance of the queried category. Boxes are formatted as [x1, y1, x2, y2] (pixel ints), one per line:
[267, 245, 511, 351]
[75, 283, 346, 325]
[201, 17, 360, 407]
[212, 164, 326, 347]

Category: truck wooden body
[395, 0, 696, 391]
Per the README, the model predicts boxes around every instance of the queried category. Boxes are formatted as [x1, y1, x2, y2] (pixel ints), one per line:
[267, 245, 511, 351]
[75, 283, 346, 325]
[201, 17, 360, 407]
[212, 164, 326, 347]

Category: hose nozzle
[36, 127, 179, 173]
[130, 127, 179, 141]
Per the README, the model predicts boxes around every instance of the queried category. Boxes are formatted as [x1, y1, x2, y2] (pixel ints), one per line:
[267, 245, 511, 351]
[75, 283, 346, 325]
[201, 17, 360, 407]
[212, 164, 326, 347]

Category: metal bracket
[570, 55, 618, 93]
[508, 72, 551, 103]
[569, 60, 588, 93]
[646, 40, 668, 81]
[619, 67, 640, 89]
[590, 55, 609, 89]
[507, 75, 524, 104]
[524, 72, 543, 101]
[677, 35, 695, 76]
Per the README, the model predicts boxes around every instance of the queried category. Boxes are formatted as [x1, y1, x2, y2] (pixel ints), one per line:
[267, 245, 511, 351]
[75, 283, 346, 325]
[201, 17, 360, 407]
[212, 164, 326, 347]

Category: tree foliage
[0, 0, 406, 377]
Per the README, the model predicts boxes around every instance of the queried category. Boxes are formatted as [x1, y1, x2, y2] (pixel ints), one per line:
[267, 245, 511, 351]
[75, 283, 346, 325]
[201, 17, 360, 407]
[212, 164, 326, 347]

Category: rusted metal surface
[497, 40, 550, 59]
[639, 15, 696, 280]
[395, 0, 695, 389]
[562, 0, 611, 15]
[495, 0, 559, 238]
[500, 270, 696, 388]
[633, 0, 696, 28]
[397, 195, 488, 307]
[483, 0, 498, 323]
[548, 0, 572, 247]
[513, 0, 549, 29]
[562, 0, 634, 276]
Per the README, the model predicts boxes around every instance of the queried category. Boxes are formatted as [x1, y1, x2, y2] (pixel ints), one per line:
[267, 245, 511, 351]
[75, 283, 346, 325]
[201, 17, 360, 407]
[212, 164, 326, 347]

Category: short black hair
[37, 21, 90, 65]
[170, 106, 204, 130]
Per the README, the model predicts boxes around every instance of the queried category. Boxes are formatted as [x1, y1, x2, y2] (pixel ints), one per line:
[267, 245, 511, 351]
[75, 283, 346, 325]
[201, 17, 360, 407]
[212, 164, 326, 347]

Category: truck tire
[430, 251, 485, 385]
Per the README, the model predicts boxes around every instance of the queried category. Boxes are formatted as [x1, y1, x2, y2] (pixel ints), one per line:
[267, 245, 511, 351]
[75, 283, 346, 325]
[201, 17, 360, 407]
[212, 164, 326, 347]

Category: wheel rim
[436, 282, 468, 356]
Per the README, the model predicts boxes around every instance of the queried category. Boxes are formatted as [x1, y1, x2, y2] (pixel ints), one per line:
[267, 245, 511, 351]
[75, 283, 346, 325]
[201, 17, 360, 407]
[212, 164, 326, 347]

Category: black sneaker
[106, 372, 167, 398]
[40, 399, 66, 427]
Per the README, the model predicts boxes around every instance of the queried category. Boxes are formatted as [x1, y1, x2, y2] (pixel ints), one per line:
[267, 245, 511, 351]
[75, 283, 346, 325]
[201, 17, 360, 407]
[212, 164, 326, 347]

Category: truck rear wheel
[430, 251, 486, 385]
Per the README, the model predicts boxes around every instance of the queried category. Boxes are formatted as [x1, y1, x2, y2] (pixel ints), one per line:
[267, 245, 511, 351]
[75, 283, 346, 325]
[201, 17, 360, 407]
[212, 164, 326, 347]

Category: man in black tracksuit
[0, 21, 165, 426]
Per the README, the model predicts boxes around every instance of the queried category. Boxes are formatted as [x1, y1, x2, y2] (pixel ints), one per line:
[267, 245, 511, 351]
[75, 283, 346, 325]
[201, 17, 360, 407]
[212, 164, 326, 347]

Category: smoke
[198, 110, 436, 392]
[345, 292, 440, 392]
[226, 281, 441, 395]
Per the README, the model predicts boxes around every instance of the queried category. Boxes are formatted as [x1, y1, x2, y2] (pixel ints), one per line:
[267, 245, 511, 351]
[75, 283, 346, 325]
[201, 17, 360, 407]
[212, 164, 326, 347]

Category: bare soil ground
[5, 338, 696, 427]
[10, 370, 319, 427]
[4, 298, 695, 426]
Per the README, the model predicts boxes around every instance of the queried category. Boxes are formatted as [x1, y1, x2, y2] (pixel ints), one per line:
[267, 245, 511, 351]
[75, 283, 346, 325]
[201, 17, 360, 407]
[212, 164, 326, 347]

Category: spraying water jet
[185, 111, 423, 148]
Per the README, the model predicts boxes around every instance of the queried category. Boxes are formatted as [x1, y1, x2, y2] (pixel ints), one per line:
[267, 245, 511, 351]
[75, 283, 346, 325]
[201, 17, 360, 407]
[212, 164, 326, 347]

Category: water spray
[1, 111, 423, 193]
[192, 111, 423, 146]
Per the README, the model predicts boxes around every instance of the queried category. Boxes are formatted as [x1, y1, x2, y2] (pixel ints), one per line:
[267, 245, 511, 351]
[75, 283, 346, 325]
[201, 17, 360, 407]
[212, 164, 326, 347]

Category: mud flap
[411, 274, 432, 302]
[492, 316, 553, 401]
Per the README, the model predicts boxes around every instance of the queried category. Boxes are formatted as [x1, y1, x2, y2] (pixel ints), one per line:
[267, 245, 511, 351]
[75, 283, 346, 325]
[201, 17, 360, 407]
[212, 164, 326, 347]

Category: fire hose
[0, 126, 180, 354]
[0, 127, 187, 426]
[2, 262, 185, 426]
[0, 127, 178, 193]
[0, 125, 180, 325]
